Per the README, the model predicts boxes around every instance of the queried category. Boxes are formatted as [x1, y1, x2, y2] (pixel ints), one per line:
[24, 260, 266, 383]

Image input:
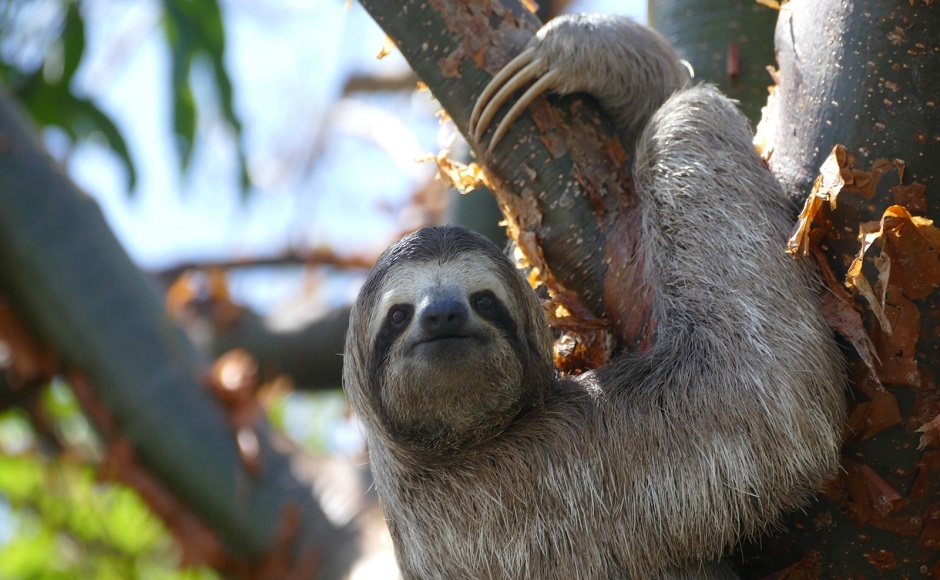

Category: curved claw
[486, 68, 560, 152]
[470, 47, 536, 138]
[471, 47, 556, 150]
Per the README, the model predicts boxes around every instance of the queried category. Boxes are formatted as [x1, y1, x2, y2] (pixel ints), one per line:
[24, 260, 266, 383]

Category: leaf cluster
[0, 0, 247, 193]
[0, 383, 219, 580]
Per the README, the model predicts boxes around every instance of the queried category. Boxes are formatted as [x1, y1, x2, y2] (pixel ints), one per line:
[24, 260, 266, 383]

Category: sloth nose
[420, 297, 468, 338]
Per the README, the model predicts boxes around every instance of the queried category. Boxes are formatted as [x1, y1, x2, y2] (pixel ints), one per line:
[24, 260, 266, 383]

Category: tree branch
[649, 0, 778, 125]
[359, 0, 654, 349]
[206, 306, 351, 392]
[0, 94, 357, 577]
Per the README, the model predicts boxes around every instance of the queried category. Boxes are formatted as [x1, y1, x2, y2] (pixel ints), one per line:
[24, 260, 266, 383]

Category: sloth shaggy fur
[343, 13, 845, 579]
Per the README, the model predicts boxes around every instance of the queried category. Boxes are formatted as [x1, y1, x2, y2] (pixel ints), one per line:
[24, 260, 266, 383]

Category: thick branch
[765, 1, 939, 206]
[206, 306, 350, 392]
[0, 94, 356, 577]
[152, 249, 374, 287]
[359, 0, 653, 348]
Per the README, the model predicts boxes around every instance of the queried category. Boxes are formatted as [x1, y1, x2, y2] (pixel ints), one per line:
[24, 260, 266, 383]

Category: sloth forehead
[371, 253, 513, 325]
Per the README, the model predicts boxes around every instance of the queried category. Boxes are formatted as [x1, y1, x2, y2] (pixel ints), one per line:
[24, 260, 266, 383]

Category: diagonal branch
[0, 93, 357, 578]
[359, 0, 654, 349]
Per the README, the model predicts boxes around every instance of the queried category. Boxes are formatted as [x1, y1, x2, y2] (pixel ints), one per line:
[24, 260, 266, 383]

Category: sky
[69, 0, 430, 268]
[66, 0, 645, 283]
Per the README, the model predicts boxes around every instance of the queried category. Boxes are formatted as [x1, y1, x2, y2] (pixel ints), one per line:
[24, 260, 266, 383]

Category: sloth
[343, 13, 845, 579]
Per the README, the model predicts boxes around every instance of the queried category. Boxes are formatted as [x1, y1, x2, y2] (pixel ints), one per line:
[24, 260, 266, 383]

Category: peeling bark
[735, 0, 940, 576]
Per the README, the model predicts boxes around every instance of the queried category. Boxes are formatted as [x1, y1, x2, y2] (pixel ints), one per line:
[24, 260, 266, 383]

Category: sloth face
[344, 226, 555, 450]
[370, 253, 527, 446]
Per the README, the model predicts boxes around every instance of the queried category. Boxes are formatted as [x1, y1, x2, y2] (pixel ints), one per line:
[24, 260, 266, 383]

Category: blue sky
[66, 0, 644, 277]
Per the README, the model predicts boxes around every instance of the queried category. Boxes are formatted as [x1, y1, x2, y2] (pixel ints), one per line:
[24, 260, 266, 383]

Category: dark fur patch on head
[353, 226, 515, 339]
[377, 225, 515, 280]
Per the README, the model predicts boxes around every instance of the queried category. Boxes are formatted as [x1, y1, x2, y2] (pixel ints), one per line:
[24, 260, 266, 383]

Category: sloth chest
[387, 457, 628, 578]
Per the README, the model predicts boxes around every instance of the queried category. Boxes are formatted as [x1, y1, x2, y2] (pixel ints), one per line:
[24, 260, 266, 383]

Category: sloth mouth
[411, 334, 482, 355]
[421, 334, 471, 343]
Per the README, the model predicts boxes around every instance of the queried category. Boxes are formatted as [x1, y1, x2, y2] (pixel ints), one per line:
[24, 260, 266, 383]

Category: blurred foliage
[0, 0, 247, 193]
[0, 383, 220, 579]
[161, 0, 249, 190]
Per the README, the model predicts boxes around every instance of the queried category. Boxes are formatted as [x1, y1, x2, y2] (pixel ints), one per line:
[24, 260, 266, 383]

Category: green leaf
[162, 0, 248, 192]
[0, 454, 211, 576]
[15, 70, 138, 190]
[60, 1, 86, 85]
[0, 455, 44, 501]
[0, 527, 64, 579]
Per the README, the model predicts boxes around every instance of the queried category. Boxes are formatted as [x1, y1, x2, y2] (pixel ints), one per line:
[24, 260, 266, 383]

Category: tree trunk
[648, 0, 778, 125]
[358, 0, 655, 351]
[733, 0, 940, 576]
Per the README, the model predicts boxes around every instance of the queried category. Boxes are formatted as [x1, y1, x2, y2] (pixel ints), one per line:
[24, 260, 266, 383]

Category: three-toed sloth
[344, 14, 845, 579]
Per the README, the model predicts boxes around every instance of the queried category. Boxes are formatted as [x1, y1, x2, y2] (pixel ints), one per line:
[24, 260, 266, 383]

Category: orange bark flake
[789, 147, 909, 257]
[817, 265, 882, 383]
[879, 207, 940, 300]
[0, 298, 58, 388]
[166, 269, 244, 331]
[772, 550, 822, 579]
[376, 35, 396, 60]
[208, 349, 265, 475]
[439, 51, 462, 78]
[870, 286, 920, 387]
[211, 348, 259, 402]
[841, 459, 921, 536]
[790, 147, 938, 406]
[892, 181, 927, 214]
[845, 219, 893, 333]
[429, 0, 523, 80]
[863, 550, 898, 571]
[552, 330, 613, 375]
[787, 146, 848, 256]
[846, 371, 902, 443]
[920, 502, 940, 551]
[420, 153, 489, 194]
[918, 414, 940, 449]
[911, 451, 940, 499]
[846, 205, 940, 335]
[845, 157, 898, 199]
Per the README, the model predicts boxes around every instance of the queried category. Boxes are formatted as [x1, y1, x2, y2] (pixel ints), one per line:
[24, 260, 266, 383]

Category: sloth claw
[469, 47, 561, 153]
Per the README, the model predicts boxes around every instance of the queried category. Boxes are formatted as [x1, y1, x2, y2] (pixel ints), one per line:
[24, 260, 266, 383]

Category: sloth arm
[474, 13, 845, 567]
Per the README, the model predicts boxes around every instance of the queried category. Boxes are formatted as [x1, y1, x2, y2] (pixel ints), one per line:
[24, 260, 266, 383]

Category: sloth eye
[389, 306, 410, 327]
[475, 293, 494, 312]
[470, 290, 514, 334]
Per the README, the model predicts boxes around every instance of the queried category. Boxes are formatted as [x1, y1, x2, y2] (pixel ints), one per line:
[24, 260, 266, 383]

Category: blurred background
[0, 0, 644, 577]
